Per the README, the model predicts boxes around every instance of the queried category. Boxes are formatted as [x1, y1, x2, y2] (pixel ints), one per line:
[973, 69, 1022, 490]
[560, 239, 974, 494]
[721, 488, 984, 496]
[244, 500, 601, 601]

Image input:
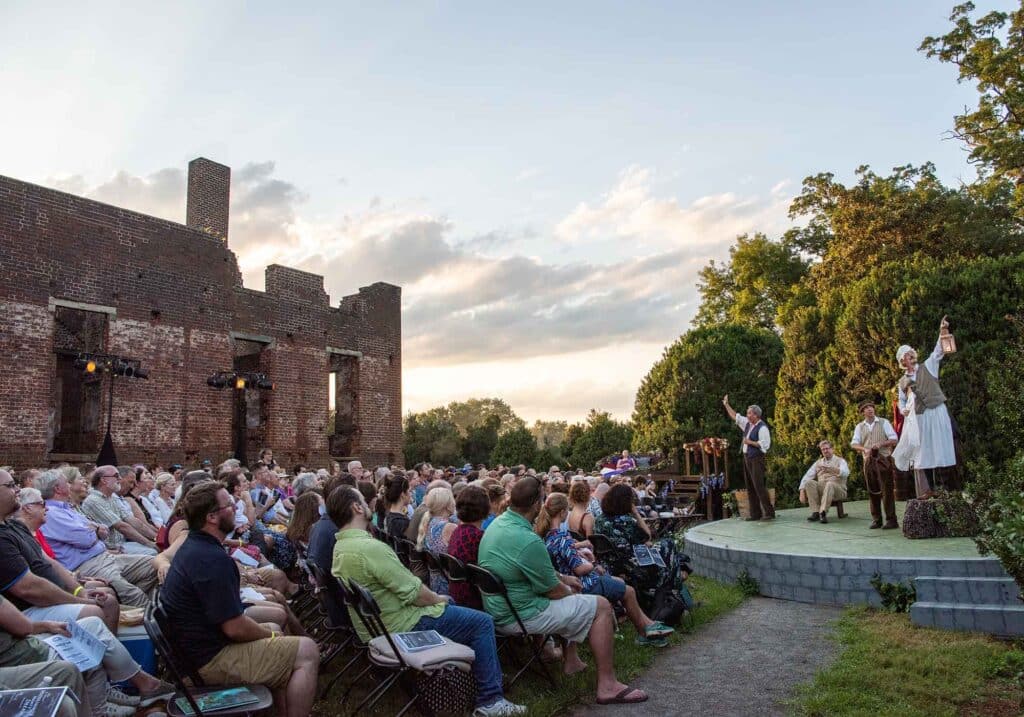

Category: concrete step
[911, 601, 1024, 637]
[915, 576, 1022, 606]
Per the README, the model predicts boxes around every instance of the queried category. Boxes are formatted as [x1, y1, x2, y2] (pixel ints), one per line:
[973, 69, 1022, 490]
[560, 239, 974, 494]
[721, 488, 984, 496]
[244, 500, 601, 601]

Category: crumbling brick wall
[0, 160, 402, 470]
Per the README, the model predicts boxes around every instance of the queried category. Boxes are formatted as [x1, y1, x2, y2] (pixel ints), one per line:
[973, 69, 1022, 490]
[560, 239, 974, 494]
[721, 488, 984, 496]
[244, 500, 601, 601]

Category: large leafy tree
[920, 2, 1024, 211]
[444, 398, 526, 435]
[564, 410, 634, 471]
[490, 426, 538, 467]
[402, 412, 463, 466]
[632, 324, 784, 454]
[694, 233, 809, 330]
[462, 415, 501, 466]
[530, 420, 568, 449]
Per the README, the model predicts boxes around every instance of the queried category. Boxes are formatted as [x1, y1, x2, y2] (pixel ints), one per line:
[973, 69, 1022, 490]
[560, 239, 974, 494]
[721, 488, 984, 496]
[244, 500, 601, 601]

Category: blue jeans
[414, 604, 503, 707]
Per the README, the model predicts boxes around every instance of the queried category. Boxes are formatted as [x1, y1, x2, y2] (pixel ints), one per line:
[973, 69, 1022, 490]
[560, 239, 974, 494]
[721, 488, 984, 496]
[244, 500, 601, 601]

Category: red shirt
[447, 523, 484, 610]
[35, 528, 56, 559]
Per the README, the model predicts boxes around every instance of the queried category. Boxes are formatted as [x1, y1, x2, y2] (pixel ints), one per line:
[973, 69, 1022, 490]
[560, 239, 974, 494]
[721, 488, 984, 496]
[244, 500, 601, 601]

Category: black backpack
[649, 583, 687, 627]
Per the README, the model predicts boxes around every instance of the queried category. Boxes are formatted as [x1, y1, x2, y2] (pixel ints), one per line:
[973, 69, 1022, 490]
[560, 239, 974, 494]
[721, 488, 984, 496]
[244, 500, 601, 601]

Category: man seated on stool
[798, 441, 850, 524]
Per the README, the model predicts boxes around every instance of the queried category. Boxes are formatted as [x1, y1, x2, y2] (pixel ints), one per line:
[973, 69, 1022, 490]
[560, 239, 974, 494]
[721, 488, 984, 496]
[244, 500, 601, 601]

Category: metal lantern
[940, 325, 957, 354]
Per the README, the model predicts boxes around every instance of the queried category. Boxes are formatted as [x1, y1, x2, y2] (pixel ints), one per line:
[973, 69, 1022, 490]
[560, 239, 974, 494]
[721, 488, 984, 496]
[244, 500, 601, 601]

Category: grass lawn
[790, 608, 1024, 717]
[313, 575, 746, 716]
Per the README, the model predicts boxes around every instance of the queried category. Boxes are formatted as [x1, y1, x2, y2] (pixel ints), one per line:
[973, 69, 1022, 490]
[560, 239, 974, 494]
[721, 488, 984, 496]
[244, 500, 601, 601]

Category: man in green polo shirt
[478, 477, 648, 705]
[329, 486, 525, 717]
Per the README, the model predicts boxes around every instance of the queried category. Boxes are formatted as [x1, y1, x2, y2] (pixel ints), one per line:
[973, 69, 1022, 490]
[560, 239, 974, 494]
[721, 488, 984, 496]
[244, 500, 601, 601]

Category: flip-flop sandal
[596, 687, 648, 705]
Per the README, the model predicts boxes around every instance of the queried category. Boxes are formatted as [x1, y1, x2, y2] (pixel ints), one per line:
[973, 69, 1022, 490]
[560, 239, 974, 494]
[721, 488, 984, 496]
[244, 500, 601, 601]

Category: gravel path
[573, 597, 843, 717]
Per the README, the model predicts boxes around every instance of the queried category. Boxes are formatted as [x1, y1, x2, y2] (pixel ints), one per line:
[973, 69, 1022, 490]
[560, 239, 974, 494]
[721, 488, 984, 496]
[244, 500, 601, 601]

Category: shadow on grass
[313, 575, 746, 716]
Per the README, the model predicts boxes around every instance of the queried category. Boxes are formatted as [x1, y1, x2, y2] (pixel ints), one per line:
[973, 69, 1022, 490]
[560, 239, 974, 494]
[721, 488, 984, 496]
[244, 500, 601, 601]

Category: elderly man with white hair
[799, 441, 850, 524]
[722, 395, 776, 521]
[37, 469, 158, 607]
[895, 315, 958, 497]
[292, 472, 319, 498]
[346, 460, 365, 480]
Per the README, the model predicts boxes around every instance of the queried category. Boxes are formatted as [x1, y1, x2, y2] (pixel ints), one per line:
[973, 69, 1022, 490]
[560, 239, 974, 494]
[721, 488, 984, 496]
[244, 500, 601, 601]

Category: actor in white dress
[895, 316, 957, 494]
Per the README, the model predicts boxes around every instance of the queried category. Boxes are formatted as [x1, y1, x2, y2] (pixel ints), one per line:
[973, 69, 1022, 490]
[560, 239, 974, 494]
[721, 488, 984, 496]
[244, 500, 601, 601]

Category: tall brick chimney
[186, 157, 230, 241]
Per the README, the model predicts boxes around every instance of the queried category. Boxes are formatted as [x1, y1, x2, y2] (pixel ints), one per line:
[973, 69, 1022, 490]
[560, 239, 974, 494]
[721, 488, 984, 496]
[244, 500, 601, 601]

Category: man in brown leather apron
[850, 400, 899, 529]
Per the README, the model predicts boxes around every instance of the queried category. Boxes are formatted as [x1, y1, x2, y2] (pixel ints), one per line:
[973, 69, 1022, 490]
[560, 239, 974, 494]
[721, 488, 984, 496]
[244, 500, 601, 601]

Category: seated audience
[567, 481, 595, 536]
[81, 466, 157, 555]
[148, 473, 176, 527]
[418, 486, 457, 594]
[115, 466, 159, 541]
[799, 440, 851, 524]
[160, 481, 319, 717]
[536, 493, 673, 646]
[18, 487, 57, 558]
[0, 594, 173, 717]
[481, 481, 507, 530]
[594, 484, 693, 607]
[616, 450, 637, 472]
[36, 468, 157, 609]
[478, 476, 648, 705]
[447, 485, 488, 610]
[330, 485, 526, 717]
[0, 471, 120, 631]
[378, 474, 412, 540]
[285, 492, 323, 547]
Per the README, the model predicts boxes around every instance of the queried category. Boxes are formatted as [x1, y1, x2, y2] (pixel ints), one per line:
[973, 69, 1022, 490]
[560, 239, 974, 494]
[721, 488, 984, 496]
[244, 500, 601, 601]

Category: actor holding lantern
[895, 315, 958, 496]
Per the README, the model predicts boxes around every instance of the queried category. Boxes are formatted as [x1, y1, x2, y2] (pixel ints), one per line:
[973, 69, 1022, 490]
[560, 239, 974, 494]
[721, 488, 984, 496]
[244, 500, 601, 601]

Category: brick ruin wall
[0, 165, 402, 471]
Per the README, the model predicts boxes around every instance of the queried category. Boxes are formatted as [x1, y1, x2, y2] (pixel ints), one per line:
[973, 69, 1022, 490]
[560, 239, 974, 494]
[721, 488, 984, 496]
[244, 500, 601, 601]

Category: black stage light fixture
[207, 373, 230, 389]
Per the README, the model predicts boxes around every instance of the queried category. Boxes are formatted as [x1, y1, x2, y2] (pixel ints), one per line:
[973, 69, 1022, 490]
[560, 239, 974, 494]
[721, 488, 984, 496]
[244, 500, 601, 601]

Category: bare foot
[564, 655, 588, 676]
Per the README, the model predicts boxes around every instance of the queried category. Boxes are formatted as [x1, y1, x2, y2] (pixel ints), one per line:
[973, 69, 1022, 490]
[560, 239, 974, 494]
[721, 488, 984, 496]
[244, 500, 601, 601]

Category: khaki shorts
[198, 637, 301, 689]
[497, 594, 599, 644]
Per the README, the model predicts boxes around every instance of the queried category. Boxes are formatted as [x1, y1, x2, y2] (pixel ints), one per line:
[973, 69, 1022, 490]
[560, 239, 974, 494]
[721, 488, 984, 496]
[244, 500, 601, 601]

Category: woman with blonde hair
[418, 485, 457, 594]
[536, 493, 674, 647]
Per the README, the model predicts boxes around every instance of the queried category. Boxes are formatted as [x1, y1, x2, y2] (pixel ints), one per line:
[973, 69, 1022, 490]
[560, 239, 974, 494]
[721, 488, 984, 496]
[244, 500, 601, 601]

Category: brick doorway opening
[51, 306, 107, 455]
[232, 339, 269, 466]
[329, 354, 359, 457]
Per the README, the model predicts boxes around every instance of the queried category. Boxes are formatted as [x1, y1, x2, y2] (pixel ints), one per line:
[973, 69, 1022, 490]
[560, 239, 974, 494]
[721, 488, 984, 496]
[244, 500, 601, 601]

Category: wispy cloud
[46, 162, 792, 419]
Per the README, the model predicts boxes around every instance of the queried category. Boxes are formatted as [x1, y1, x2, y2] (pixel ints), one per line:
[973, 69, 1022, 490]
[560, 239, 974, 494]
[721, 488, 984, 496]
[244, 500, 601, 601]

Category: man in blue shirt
[161, 482, 319, 717]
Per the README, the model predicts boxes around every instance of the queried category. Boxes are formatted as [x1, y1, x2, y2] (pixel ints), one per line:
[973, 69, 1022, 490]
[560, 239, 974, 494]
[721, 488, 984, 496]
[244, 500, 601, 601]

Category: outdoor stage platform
[686, 501, 1015, 618]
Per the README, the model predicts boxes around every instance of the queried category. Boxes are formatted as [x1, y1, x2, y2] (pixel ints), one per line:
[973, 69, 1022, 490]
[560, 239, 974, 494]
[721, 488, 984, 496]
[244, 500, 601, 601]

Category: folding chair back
[144, 598, 275, 716]
[436, 552, 468, 584]
[347, 580, 410, 669]
[589, 533, 631, 575]
[306, 559, 354, 630]
[464, 564, 555, 688]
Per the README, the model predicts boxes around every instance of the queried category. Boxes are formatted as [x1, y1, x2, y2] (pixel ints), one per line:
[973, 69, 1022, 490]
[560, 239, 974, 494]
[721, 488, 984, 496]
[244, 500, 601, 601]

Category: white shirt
[850, 418, 898, 447]
[735, 415, 771, 453]
[799, 456, 850, 491]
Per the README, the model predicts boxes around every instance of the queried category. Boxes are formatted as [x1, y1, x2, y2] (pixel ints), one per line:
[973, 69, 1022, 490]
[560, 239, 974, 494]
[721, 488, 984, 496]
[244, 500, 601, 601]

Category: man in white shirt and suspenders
[722, 395, 776, 522]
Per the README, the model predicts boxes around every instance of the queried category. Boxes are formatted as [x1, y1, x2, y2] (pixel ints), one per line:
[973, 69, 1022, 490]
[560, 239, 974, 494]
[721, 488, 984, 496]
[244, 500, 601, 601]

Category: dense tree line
[402, 399, 631, 471]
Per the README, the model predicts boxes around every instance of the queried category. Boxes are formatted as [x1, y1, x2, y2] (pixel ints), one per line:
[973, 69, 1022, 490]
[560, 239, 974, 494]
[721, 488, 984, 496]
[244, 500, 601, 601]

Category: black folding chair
[465, 564, 556, 689]
[347, 579, 452, 717]
[144, 597, 274, 717]
[304, 560, 355, 661]
[436, 552, 468, 586]
[394, 537, 416, 568]
[589, 533, 632, 577]
[310, 566, 377, 701]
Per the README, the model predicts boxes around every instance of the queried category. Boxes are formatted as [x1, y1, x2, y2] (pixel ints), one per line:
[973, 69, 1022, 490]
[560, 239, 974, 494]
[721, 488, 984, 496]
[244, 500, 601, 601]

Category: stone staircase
[911, 575, 1024, 637]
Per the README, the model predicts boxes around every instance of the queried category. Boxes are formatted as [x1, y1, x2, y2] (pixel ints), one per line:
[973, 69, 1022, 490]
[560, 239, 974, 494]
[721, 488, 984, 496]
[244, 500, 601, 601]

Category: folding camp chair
[144, 597, 274, 717]
[346, 580, 475, 716]
[465, 564, 556, 689]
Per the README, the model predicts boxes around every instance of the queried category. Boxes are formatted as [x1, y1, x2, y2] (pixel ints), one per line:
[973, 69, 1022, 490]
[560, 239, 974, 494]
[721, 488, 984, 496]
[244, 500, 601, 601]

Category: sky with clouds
[1, 1, 1004, 423]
